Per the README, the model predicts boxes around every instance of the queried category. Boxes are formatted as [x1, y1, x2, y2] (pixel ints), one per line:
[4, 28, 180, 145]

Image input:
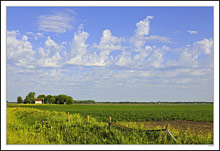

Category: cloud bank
[6, 15, 214, 102]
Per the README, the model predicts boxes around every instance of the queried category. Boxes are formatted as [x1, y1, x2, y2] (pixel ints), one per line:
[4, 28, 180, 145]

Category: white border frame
[1, 1, 219, 150]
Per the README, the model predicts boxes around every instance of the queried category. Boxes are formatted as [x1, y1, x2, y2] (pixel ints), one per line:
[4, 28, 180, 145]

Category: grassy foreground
[7, 107, 213, 144]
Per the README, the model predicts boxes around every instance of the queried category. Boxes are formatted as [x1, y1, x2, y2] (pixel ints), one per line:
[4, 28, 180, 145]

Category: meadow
[7, 104, 213, 144]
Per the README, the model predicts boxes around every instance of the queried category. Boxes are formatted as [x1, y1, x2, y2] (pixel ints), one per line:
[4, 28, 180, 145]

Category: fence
[108, 116, 177, 143]
[66, 113, 177, 143]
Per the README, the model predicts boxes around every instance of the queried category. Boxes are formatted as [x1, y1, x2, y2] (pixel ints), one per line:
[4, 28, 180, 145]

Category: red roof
[35, 99, 42, 101]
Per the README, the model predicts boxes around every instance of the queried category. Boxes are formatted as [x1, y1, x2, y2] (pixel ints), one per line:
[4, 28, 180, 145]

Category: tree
[37, 94, 46, 104]
[66, 96, 74, 104]
[17, 96, 23, 103]
[24, 92, 35, 104]
[45, 95, 56, 104]
[28, 92, 35, 104]
[59, 94, 67, 104]
[45, 95, 52, 104]
[28, 93, 74, 104]
[50, 96, 56, 104]
[24, 96, 30, 104]
[54, 95, 59, 104]
[55, 94, 68, 104]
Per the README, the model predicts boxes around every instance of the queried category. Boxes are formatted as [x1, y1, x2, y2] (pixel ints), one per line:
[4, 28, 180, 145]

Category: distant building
[35, 99, 42, 104]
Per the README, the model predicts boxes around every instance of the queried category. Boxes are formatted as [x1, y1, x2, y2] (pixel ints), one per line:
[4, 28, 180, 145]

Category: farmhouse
[35, 99, 42, 104]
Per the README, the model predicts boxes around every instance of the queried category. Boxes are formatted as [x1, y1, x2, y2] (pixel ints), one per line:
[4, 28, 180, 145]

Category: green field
[7, 104, 213, 144]
[8, 104, 213, 122]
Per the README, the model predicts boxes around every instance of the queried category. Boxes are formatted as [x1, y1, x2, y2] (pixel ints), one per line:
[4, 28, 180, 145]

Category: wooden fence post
[67, 112, 70, 122]
[109, 116, 111, 131]
[163, 123, 169, 143]
[168, 130, 177, 142]
[87, 115, 90, 125]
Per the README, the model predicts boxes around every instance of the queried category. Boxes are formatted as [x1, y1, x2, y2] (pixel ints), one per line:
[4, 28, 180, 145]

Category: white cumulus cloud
[194, 38, 213, 55]
[37, 36, 63, 67]
[94, 29, 124, 51]
[67, 27, 108, 66]
[146, 50, 164, 68]
[131, 16, 170, 49]
[70, 29, 89, 57]
[166, 38, 213, 68]
[115, 51, 132, 66]
[136, 16, 154, 36]
[7, 30, 36, 68]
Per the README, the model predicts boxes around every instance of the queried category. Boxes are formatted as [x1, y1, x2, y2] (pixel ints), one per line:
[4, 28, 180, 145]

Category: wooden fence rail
[168, 130, 177, 142]
[65, 113, 177, 143]
[108, 117, 177, 143]
[110, 122, 166, 132]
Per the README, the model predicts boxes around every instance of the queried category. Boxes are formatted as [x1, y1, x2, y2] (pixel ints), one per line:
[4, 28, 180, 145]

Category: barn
[35, 99, 42, 104]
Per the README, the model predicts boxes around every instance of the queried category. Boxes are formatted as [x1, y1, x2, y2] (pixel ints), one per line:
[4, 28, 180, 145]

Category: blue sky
[6, 7, 214, 102]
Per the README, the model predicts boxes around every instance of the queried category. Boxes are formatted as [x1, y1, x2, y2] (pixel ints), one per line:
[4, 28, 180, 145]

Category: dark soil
[119, 120, 213, 135]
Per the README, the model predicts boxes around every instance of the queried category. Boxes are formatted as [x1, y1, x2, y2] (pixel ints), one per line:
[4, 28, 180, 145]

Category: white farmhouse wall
[35, 101, 42, 104]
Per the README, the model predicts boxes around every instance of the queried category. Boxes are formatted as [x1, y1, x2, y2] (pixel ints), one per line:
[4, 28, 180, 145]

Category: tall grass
[7, 107, 213, 144]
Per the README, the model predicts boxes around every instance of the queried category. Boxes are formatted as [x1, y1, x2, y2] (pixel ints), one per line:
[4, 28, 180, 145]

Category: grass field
[7, 104, 213, 144]
[8, 104, 213, 122]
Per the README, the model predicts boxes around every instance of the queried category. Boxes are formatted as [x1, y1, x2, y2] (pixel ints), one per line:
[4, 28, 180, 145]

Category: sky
[6, 7, 214, 102]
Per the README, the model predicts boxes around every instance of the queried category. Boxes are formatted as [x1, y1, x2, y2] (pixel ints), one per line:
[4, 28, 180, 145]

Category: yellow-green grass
[7, 107, 213, 144]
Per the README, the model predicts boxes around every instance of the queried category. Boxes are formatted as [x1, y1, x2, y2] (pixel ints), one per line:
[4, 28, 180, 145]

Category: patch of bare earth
[119, 120, 213, 135]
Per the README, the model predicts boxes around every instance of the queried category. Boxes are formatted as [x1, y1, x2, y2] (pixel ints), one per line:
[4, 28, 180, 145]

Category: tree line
[17, 92, 96, 104]
[17, 92, 74, 104]
[74, 100, 95, 104]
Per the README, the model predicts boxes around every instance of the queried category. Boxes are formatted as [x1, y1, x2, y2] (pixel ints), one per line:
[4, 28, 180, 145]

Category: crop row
[69, 110, 212, 122]
[9, 104, 213, 122]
